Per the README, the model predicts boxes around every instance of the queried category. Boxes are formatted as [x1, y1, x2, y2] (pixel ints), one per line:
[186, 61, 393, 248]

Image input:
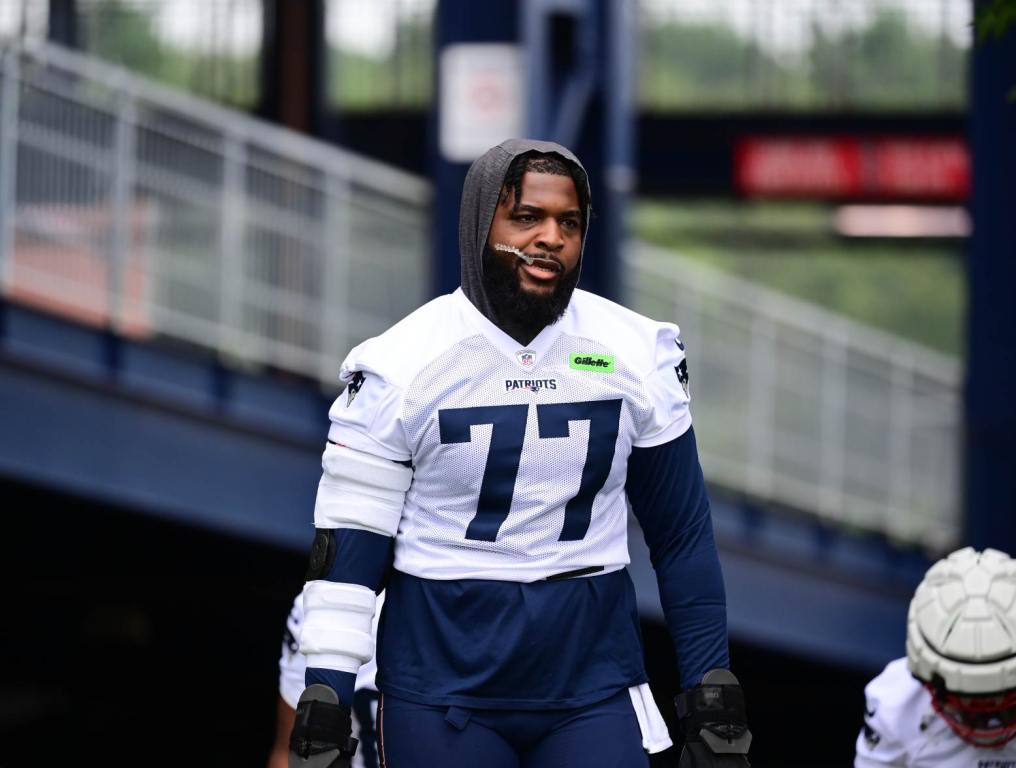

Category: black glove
[289, 684, 359, 768]
[675, 669, 752, 768]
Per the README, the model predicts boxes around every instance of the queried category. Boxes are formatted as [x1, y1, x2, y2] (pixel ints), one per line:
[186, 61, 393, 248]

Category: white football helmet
[907, 547, 1016, 747]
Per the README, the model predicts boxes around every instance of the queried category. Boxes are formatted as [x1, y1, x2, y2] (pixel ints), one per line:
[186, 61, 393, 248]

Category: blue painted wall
[0, 302, 330, 552]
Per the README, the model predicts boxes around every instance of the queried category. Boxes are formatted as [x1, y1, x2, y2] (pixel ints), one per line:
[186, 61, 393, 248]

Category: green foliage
[632, 200, 965, 355]
[976, 0, 1016, 41]
[79, 0, 259, 108]
[641, 23, 765, 108]
[82, 0, 432, 110]
[75, 2, 971, 112]
[83, 0, 166, 75]
[640, 20, 808, 109]
[640, 9, 967, 111]
[974, 0, 1016, 100]
[327, 20, 432, 109]
[809, 10, 966, 109]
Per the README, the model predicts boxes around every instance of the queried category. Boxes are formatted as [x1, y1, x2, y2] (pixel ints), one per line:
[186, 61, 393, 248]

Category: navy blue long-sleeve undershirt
[305, 528, 393, 706]
[626, 426, 729, 689]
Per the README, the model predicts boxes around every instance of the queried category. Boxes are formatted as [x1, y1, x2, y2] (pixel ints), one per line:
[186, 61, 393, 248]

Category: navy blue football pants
[376, 688, 650, 767]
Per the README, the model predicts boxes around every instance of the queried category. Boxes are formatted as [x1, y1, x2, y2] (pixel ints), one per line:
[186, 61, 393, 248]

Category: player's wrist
[305, 667, 356, 708]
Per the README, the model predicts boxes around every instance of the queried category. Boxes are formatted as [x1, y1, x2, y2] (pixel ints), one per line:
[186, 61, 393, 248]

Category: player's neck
[494, 315, 545, 347]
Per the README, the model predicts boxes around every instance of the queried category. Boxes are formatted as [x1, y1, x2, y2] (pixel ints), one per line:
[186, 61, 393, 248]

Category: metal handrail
[0, 41, 431, 386]
[623, 242, 961, 549]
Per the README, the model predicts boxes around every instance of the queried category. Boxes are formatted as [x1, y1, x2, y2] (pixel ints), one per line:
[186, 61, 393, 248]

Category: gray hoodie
[457, 138, 592, 324]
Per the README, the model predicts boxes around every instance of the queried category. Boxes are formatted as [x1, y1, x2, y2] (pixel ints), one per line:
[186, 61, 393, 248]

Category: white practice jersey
[856, 658, 1016, 768]
[279, 589, 383, 709]
[326, 287, 691, 582]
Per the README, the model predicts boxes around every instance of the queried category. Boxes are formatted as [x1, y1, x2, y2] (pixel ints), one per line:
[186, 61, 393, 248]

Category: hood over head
[458, 138, 592, 324]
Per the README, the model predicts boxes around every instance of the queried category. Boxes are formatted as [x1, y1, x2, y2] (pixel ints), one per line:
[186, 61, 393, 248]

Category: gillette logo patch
[570, 353, 615, 372]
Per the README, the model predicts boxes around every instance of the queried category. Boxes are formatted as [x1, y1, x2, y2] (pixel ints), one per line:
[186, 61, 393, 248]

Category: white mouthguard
[493, 242, 536, 265]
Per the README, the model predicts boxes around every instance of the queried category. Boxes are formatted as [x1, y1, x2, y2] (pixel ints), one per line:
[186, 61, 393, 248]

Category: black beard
[481, 246, 580, 345]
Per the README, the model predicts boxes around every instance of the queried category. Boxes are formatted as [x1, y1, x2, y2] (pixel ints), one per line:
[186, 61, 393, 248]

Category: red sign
[734, 137, 970, 201]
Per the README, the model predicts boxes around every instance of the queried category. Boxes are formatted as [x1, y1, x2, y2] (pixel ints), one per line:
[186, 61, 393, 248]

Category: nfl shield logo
[516, 349, 536, 368]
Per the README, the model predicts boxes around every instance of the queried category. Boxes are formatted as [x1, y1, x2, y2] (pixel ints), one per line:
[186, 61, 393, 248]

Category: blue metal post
[965, 5, 1016, 552]
[430, 0, 517, 297]
[430, 0, 634, 301]
[522, 0, 634, 302]
[524, 0, 633, 300]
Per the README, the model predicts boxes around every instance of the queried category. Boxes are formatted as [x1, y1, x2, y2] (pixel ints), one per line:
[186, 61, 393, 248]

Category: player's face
[486, 172, 583, 298]
[934, 687, 1016, 747]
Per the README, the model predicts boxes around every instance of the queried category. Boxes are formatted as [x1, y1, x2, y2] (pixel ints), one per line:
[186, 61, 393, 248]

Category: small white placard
[439, 43, 523, 163]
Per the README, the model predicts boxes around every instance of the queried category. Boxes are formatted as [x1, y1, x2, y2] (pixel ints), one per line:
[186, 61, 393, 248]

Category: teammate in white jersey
[856, 548, 1016, 767]
[288, 139, 751, 768]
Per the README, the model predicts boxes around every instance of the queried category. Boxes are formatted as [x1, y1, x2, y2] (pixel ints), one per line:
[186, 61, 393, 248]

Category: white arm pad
[314, 442, 412, 537]
[300, 580, 377, 673]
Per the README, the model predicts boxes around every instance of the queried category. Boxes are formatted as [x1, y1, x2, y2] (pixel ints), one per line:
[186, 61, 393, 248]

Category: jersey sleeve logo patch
[570, 353, 615, 372]
[675, 358, 690, 397]
[346, 371, 365, 406]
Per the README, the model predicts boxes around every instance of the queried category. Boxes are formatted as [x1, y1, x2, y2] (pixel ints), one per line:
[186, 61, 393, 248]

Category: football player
[856, 547, 1016, 767]
[288, 139, 751, 768]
